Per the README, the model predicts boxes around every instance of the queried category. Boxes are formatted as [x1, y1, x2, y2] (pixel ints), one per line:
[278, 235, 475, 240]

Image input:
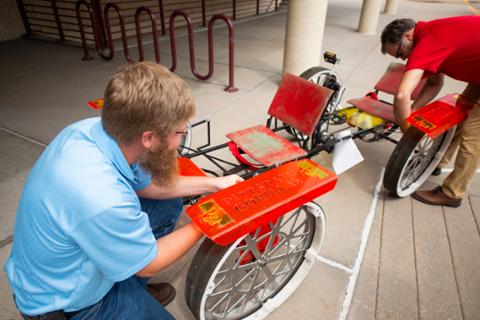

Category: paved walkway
[1, 1, 479, 319]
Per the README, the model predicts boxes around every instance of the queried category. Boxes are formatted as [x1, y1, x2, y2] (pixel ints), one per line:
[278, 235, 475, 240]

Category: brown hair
[381, 18, 416, 54]
[102, 62, 195, 144]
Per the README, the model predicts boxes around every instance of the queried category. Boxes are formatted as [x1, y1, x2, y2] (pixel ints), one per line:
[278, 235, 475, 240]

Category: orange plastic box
[408, 94, 473, 138]
[187, 159, 337, 245]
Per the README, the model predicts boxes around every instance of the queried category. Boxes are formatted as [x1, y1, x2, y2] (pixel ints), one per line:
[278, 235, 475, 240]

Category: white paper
[332, 129, 364, 175]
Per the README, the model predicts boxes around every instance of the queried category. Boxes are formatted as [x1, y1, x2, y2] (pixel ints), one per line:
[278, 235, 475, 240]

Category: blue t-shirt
[4, 117, 157, 315]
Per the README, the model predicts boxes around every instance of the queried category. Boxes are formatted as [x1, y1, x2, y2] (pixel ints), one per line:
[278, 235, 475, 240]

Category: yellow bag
[337, 107, 385, 130]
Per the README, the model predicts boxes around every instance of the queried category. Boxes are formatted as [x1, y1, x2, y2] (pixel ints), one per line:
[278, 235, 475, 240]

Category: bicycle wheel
[384, 126, 455, 197]
[185, 202, 325, 320]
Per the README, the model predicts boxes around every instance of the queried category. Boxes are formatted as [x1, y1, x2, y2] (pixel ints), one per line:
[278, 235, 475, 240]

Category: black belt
[21, 309, 81, 320]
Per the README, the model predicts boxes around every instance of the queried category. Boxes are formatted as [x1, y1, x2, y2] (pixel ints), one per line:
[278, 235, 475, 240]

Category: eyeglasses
[395, 39, 403, 59]
[174, 130, 189, 137]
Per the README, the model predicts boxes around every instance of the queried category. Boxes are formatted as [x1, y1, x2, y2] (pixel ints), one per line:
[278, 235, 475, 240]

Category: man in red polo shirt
[381, 16, 480, 207]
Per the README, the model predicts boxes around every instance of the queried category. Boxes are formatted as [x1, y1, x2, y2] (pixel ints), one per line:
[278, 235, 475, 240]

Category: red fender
[407, 94, 474, 138]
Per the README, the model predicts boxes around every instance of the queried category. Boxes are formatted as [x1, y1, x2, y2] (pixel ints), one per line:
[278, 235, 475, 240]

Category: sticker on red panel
[198, 199, 234, 227]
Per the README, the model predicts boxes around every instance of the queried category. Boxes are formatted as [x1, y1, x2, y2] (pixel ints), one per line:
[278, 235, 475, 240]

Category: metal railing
[135, 6, 161, 63]
[16, 0, 284, 91]
[169, 10, 237, 92]
[18, 0, 281, 49]
[75, 0, 94, 61]
[104, 3, 132, 63]
[76, 2, 238, 92]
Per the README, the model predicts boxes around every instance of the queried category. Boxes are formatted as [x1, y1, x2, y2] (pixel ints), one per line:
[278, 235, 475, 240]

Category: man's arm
[136, 174, 244, 199]
[411, 73, 444, 110]
[394, 69, 444, 131]
[136, 223, 203, 277]
[394, 69, 425, 132]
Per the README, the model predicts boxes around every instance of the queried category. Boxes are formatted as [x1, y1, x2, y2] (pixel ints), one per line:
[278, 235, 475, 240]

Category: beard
[140, 143, 178, 186]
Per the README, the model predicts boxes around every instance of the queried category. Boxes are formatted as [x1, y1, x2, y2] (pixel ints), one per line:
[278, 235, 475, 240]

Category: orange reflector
[87, 98, 104, 109]
[187, 159, 337, 245]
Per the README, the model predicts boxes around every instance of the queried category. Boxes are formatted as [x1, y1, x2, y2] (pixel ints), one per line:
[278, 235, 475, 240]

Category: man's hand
[394, 69, 444, 133]
[398, 118, 411, 133]
[212, 174, 244, 191]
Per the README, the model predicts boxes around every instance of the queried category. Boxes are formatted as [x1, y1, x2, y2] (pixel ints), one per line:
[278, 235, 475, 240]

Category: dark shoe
[431, 167, 442, 176]
[147, 283, 176, 306]
[412, 186, 461, 208]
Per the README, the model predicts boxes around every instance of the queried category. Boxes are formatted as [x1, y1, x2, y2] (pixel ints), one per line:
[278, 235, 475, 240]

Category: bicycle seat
[226, 74, 333, 166]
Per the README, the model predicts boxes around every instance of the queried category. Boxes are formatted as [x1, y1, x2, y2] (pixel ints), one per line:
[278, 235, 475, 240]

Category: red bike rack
[169, 10, 238, 92]
[103, 3, 133, 63]
[135, 6, 161, 64]
[77, 2, 237, 92]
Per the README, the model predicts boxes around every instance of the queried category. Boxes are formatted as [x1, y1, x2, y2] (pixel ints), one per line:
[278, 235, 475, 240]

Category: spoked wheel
[284, 67, 344, 146]
[178, 121, 193, 156]
[185, 202, 326, 320]
[384, 126, 456, 197]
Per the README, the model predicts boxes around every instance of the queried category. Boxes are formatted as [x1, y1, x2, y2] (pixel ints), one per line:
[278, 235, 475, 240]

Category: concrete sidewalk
[1, 1, 479, 319]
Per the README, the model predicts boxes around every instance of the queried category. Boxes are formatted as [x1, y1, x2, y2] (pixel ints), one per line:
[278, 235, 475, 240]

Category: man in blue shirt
[4, 62, 242, 319]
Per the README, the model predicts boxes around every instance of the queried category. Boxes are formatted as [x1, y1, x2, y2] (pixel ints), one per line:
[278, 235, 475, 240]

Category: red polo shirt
[406, 16, 480, 85]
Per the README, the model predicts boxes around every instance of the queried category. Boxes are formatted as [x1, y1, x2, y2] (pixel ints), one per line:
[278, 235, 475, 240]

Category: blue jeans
[70, 197, 183, 320]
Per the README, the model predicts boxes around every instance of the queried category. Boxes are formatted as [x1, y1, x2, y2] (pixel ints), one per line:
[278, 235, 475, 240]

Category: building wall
[0, 0, 26, 41]
[17, 0, 283, 44]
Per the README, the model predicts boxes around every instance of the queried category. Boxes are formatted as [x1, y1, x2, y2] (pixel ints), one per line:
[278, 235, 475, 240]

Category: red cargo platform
[408, 94, 474, 138]
[187, 159, 337, 245]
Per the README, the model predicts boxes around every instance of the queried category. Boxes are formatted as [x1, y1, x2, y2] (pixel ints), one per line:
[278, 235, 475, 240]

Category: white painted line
[0, 126, 47, 148]
[338, 167, 385, 320]
[440, 168, 480, 174]
[316, 255, 353, 274]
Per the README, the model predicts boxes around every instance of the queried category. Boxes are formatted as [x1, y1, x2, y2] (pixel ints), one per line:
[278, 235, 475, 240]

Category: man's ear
[140, 131, 156, 149]
[404, 28, 414, 41]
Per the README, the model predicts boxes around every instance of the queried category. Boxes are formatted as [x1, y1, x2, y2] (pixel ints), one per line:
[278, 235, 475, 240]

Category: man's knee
[458, 133, 480, 158]
[97, 278, 175, 320]
[140, 197, 183, 218]
[162, 197, 183, 222]
[140, 197, 184, 238]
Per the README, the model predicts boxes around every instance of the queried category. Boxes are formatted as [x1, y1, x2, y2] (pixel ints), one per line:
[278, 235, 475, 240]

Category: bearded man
[4, 62, 242, 320]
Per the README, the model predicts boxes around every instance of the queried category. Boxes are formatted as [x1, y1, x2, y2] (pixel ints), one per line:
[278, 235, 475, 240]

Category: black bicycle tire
[299, 66, 329, 82]
[383, 126, 447, 197]
[185, 238, 231, 320]
[185, 210, 317, 320]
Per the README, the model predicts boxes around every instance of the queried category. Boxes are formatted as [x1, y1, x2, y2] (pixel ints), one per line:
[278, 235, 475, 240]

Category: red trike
[87, 52, 472, 320]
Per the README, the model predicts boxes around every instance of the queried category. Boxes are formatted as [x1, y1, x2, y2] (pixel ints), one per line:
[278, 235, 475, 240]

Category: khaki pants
[437, 84, 480, 199]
